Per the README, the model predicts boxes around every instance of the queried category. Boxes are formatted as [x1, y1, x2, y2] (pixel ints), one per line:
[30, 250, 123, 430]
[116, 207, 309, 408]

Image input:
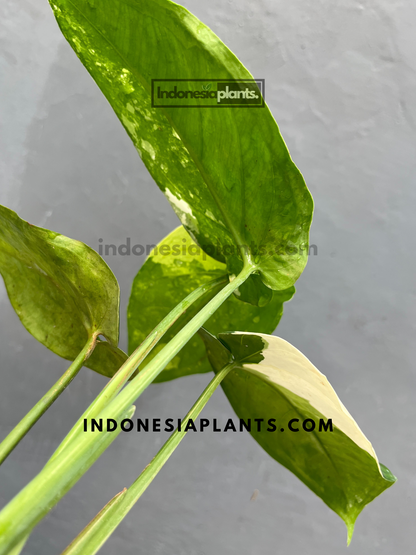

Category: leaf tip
[379, 462, 397, 484]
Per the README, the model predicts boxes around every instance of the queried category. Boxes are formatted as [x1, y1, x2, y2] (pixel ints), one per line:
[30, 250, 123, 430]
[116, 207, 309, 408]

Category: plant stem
[0, 265, 254, 554]
[0, 403, 136, 555]
[0, 335, 97, 465]
[60, 363, 234, 555]
[51, 276, 227, 461]
[60, 489, 128, 555]
[101, 264, 254, 418]
[8, 535, 27, 555]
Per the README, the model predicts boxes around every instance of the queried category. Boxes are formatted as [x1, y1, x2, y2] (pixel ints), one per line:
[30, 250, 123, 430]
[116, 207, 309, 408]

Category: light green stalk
[0, 403, 135, 555]
[51, 275, 227, 461]
[0, 266, 254, 555]
[60, 364, 234, 555]
[98, 265, 254, 417]
[0, 335, 97, 465]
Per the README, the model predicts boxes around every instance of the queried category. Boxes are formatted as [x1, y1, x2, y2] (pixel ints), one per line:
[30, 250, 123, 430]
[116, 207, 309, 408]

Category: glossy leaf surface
[128, 226, 294, 382]
[200, 329, 396, 542]
[0, 205, 126, 377]
[49, 0, 313, 292]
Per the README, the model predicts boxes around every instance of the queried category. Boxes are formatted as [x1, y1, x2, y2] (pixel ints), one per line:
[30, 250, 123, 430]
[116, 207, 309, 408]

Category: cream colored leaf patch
[200, 329, 396, 543]
[241, 332, 376, 458]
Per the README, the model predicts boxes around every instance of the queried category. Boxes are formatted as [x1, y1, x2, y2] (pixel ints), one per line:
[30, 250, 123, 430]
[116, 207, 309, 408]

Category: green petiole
[0, 265, 254, 554]
[60, 363, 235, 555]
[50, 275, 227, 461]
[0, 335, 98, 465]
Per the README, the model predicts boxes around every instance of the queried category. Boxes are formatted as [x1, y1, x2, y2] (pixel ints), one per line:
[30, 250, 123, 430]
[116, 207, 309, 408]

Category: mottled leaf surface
[49, 0, 313, 292]
[0, 205, 126, 377]
[128, 227, 294, 382]
[200, 329, 396, 542]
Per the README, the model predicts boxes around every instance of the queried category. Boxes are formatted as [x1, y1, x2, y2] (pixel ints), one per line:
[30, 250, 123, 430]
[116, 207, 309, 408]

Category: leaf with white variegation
[48, 0, 313, 299]
[199, 329, 396, 543]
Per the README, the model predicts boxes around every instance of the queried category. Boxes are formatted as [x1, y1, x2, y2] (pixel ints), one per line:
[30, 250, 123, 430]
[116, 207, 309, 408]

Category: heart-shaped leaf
[199, 329, 396, 542]
[0, 205, 127, 377]
[49, 0, 313, 292]
[128, 226, 294, 382]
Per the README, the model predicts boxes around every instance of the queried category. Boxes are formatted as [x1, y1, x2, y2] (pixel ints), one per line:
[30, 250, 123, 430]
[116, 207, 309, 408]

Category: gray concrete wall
[0, 0, 414, 553]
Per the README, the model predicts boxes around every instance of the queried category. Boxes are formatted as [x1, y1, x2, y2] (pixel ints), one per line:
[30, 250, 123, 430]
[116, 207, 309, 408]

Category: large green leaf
[0, 205, 127, 377]
[128, 226, 294, 382]
[199, 329, 396, 542]
[49, 0, 313, 293]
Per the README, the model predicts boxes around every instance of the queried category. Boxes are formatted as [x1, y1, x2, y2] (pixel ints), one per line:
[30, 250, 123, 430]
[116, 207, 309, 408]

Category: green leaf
[128, 226, 294, 382]
[199, 329, 396, 543]
[227, 255, 274, 307]
[48, 0, 314, 292]
[0, 204, 127, 377]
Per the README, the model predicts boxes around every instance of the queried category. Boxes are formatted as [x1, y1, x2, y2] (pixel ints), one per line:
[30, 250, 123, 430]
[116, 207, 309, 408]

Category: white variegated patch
[234, 332, 378, 461]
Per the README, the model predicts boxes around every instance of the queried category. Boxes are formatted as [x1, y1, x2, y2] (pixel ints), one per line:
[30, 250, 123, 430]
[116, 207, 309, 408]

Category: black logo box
[151, 79, 265, 108]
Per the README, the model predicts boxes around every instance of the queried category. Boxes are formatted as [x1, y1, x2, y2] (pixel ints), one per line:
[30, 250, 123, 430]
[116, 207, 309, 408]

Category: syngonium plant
[0, 1, 395, 553]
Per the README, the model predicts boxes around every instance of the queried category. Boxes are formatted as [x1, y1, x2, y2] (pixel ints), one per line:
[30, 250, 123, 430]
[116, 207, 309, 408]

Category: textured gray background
[0, 0, 415, 553]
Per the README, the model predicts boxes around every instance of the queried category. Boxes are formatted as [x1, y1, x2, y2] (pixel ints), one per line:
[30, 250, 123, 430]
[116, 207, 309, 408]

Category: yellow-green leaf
[48, 0, 313, 293]
[128, 226, 294, 382]
[0, 204, 127, 377]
